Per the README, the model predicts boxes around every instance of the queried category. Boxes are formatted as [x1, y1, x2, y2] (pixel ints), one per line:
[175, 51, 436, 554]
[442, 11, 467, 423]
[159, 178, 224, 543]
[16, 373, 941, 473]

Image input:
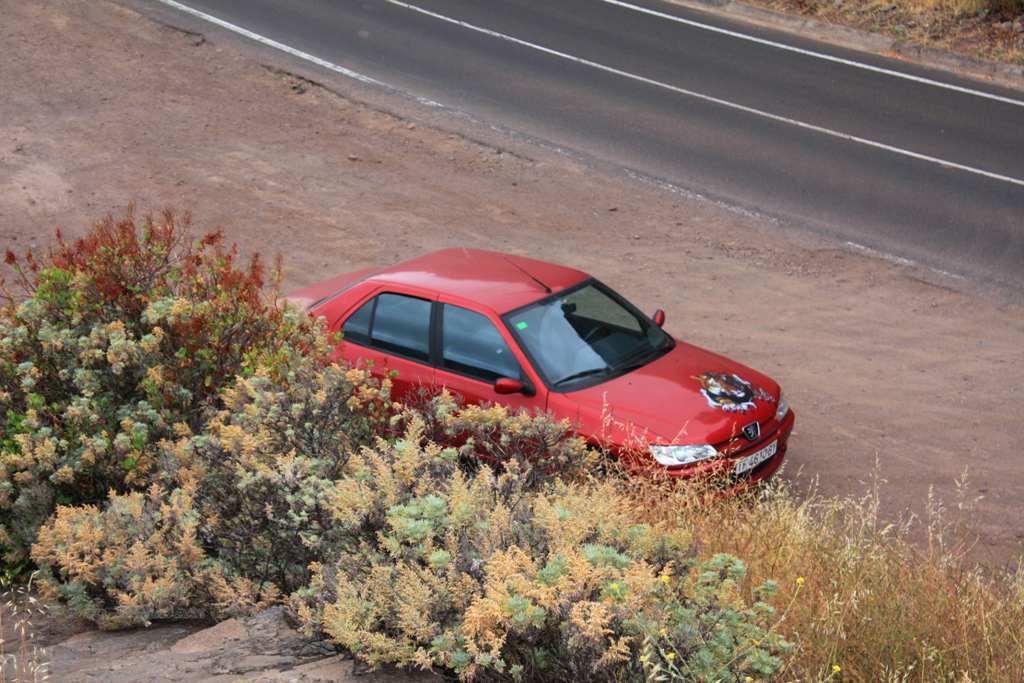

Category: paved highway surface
[146, 0, 1024, 288]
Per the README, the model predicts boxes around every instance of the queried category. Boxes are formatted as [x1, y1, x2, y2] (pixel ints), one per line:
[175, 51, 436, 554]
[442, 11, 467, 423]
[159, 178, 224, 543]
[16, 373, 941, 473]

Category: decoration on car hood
[694, 372, 771, 413]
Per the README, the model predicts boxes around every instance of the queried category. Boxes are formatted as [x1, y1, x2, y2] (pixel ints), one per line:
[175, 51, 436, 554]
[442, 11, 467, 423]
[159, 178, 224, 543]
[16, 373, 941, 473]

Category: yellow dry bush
[622, 472, 1024, 682]
[297, 413, 789, 682]
[30, 484, 211, 630]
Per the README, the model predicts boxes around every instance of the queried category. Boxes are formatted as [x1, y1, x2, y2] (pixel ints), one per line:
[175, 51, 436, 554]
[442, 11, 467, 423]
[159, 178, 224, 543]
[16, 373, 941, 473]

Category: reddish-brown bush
[0, 208, 328, 565]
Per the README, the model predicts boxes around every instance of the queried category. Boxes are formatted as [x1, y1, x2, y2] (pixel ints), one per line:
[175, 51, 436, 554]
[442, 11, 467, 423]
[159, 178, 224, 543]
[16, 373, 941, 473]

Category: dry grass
[0, 576, 50, 683]
[745, 0, 1024, 65]
[905, 0, 1011, 12]
[612, 464, 1024, 681]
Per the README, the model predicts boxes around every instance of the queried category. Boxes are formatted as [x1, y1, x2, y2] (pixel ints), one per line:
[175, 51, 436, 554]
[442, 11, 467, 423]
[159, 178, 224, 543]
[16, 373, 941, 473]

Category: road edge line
[385, 0, 1024, 189]
[659, 0, 1024, 95]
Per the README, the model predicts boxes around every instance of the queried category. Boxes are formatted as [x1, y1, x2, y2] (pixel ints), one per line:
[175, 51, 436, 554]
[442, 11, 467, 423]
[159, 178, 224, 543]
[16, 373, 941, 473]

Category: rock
[170, 617, 246, 654]
[347, 154, 360, 161]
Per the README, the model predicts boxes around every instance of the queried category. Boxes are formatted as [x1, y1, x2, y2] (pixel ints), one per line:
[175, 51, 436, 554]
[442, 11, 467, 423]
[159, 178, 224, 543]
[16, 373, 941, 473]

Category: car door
[336, 289, 436, 400]
[435, 301, 546, 413]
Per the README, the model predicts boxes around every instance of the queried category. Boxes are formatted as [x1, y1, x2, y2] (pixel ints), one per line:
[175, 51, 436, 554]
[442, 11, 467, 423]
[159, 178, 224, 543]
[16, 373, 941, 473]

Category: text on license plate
[734, 440, 778, 475]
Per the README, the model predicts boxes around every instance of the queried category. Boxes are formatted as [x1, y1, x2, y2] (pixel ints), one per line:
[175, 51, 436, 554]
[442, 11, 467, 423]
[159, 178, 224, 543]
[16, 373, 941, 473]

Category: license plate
[734, 440, 777, 475]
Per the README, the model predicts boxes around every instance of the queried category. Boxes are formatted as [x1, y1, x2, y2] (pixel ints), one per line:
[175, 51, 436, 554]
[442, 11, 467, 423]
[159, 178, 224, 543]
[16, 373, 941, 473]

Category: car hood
[565, 340, 780, 447]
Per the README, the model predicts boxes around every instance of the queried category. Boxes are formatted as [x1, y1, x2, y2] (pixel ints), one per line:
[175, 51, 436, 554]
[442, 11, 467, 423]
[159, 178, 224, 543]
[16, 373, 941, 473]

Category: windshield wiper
[612, 358, 651, 374]
[610, 348, 654, 372]
[611, 345, 669, 374]
[553, 366, 611, 386]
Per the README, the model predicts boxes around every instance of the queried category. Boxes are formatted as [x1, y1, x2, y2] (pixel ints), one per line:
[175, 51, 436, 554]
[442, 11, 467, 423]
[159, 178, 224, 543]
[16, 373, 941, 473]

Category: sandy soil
[2, 0, 1023, 577]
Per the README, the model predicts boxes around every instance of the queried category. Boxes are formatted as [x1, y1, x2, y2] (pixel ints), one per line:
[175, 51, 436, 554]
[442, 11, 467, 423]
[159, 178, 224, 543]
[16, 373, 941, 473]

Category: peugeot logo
[742, 421, 760, 441]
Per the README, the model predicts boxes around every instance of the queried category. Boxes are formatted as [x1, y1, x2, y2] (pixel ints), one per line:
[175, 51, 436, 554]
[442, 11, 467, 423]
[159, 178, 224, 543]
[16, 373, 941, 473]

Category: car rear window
[368, 293, 431, 361]
[341, 299, 374, 345]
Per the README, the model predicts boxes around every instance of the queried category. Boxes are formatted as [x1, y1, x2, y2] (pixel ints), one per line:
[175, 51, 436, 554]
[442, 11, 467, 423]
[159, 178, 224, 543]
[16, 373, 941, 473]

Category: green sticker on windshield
[516, 321, 528, 330]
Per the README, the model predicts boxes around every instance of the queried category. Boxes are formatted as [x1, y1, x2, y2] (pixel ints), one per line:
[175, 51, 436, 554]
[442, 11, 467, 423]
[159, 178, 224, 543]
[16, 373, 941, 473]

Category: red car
[287, 248, 794, 484]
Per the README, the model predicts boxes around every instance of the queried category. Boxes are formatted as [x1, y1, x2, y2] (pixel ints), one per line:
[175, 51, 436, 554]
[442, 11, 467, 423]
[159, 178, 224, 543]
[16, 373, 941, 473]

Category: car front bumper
[660, 408, 796, 488]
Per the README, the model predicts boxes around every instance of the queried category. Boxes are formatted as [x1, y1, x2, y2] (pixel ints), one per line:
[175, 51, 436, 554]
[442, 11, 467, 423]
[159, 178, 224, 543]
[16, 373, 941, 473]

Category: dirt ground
[2, 0, 1023, 612]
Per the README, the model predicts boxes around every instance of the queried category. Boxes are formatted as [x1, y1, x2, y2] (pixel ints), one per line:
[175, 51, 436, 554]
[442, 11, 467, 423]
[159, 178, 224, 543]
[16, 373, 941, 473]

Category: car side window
[342, 293, 432, 362]
[442, 304, 521, 383]
[369, 293, 431, 361]
[341, 298, 374, 345]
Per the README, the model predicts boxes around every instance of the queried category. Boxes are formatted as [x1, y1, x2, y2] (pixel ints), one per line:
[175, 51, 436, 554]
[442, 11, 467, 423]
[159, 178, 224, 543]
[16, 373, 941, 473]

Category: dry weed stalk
[611, 459, 1024, 681]
[0, 573, 49, 683]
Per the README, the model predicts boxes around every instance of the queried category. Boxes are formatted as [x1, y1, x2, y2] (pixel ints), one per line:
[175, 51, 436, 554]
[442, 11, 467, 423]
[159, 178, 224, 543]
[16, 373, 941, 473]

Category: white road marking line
[384, 0, 1024, 189]
[599, 0, 1024, 109]
[845, 241, 915, 267]
[155, 0, 391, 86]
[153, 0, 447, 110]
[154, 0, 1024, 188]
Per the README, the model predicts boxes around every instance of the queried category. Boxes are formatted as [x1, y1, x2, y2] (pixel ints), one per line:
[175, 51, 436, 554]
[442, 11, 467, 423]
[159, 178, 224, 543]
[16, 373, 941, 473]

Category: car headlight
[649, 444, 719, 467]
[775, 392, 789, 422]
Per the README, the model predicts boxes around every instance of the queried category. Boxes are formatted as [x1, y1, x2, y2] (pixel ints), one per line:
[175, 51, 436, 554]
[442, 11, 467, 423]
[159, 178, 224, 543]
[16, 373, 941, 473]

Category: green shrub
[636, 554, 790, 681]
[0, 210, 326, 563]
[294, 413, 789, 681]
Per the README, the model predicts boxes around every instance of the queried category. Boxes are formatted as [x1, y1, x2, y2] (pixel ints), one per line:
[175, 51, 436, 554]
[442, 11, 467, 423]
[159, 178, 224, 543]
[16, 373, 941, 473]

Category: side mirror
[652, 309, 666, 327]
[494, 377, 527, 395]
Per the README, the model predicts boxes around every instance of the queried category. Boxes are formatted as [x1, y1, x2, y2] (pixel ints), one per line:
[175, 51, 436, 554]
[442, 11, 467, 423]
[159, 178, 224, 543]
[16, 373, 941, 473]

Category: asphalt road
[149, 0, 1024, 288]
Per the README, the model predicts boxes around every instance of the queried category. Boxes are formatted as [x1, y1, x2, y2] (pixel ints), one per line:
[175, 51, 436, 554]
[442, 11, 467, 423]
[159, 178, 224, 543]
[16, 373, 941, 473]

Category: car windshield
[504, 280, 672, 389]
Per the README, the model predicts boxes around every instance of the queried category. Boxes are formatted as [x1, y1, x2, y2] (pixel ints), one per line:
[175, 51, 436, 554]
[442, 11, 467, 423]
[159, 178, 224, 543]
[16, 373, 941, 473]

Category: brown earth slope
[2, 0, 1023, 573]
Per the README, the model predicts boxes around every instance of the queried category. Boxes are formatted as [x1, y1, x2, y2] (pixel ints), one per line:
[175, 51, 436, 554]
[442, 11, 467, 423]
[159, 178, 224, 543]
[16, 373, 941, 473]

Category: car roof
[364, 248, 589, 314]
